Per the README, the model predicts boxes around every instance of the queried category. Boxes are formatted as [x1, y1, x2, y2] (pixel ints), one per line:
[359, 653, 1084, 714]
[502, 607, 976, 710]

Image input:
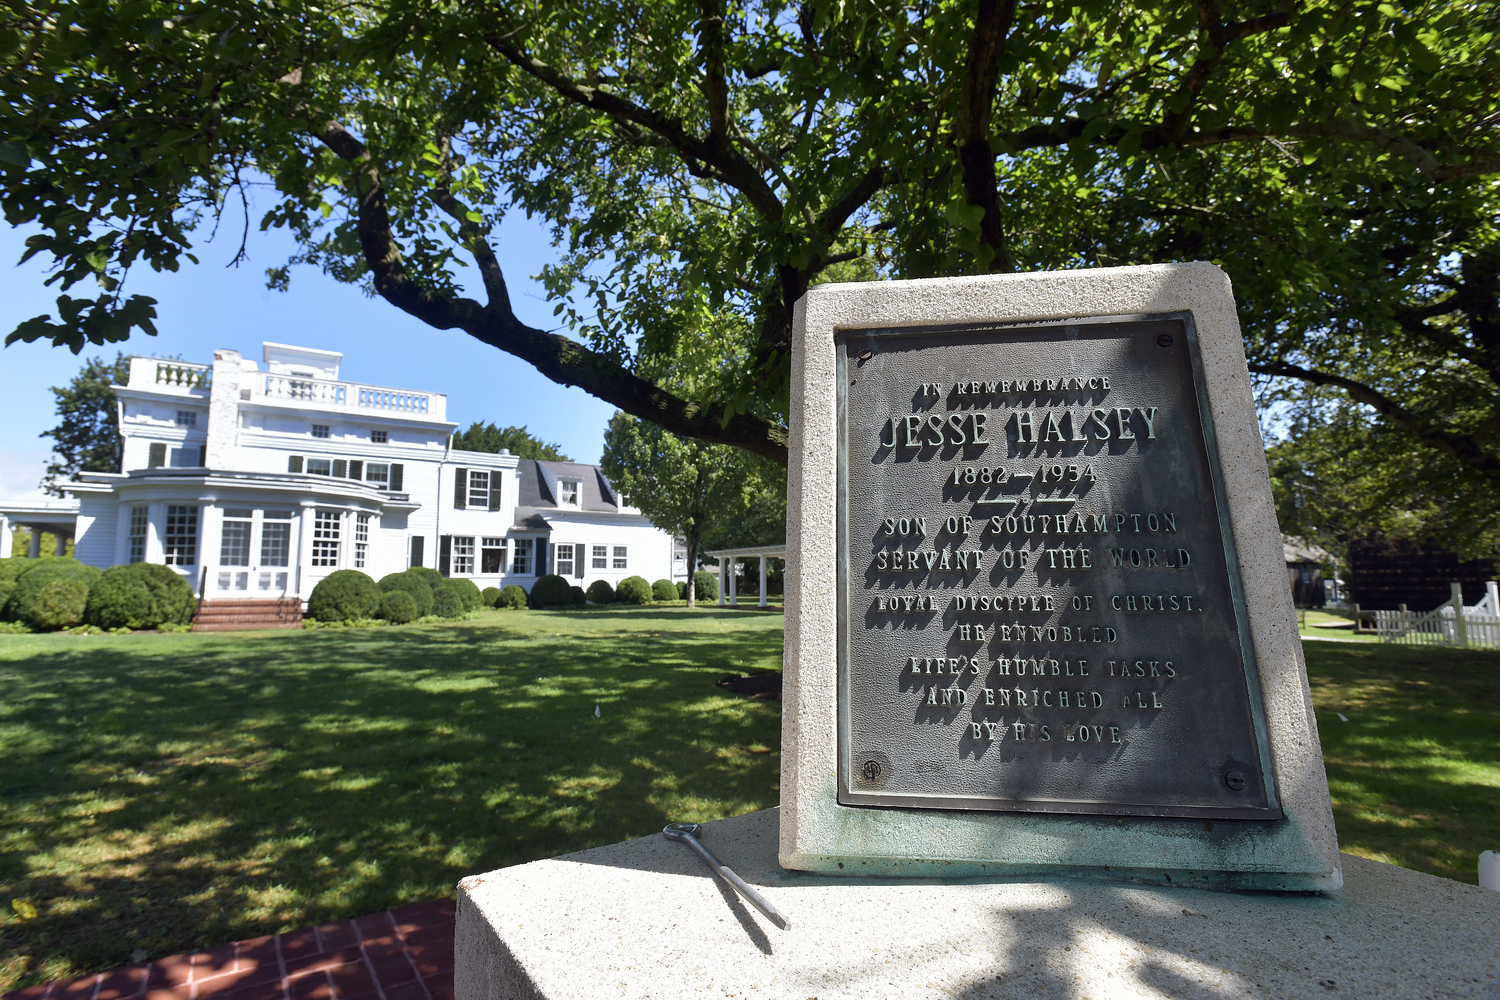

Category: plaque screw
[1224, 770, 1246, 791]
[1157, 333, 1174, 348]
[861, 759, 883, 782]
[858, 349, 873, 361]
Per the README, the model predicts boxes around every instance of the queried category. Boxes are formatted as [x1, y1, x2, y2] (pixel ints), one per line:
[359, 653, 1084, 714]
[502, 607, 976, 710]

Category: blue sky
[0, 210, 617, 499]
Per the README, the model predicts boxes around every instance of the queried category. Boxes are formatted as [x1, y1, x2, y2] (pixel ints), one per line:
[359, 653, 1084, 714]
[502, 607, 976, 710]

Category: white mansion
[1, 343, 683, 608]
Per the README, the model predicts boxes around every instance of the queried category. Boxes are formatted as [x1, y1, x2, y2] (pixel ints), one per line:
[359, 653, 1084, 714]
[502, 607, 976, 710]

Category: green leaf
[0, 142, 28, 167]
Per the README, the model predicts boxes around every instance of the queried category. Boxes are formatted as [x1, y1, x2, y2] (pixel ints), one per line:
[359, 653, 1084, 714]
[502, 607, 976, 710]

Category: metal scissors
[663, 823, 790, 929]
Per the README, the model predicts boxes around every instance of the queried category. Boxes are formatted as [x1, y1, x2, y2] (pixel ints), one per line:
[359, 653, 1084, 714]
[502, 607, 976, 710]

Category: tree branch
[953, 0, 1017, 272]
[314, 121, 790, 465]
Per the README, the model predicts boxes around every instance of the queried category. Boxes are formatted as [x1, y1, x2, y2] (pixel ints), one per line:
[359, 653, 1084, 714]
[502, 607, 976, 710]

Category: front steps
[191, 598, 303, 631]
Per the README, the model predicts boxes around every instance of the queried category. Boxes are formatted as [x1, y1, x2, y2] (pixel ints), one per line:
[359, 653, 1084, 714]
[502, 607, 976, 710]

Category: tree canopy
[3, 0, 1497, 484]
[41, 351, 130, 495]
[451, 421, 571, 461]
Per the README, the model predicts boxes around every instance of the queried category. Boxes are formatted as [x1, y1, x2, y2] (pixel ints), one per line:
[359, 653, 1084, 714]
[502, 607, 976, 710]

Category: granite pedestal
[455, 809, 1499, 1000]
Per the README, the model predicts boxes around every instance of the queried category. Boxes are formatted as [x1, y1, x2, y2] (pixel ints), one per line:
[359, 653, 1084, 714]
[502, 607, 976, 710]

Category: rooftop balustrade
[257, 374, 446, 420]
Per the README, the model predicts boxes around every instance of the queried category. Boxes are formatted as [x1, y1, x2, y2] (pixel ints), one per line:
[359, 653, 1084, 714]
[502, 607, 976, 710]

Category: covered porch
[704, 543, 787, 608]
[0, 500, 81, 557]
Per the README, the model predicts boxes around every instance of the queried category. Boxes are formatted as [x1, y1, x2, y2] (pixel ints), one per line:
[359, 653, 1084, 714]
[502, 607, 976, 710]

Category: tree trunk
[685, 531, 700, 609]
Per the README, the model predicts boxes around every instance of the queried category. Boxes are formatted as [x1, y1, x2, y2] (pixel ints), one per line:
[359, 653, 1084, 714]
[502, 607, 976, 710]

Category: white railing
[1375, 581, 1500, 650]
[263, 375, 347, 405]
[156, 362, 211, 389]
[357, 386, 430, 413]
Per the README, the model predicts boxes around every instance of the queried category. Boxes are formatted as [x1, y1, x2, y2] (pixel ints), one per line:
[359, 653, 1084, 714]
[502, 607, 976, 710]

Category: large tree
[601, 412, 761, 607]
[40, 351, 131, 495]
[2, 0, 1497, 479]
[451, 422, 571, 461]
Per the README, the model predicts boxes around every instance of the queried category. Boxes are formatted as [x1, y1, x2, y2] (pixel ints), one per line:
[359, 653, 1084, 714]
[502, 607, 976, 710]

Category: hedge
[448, 577, 482, 611]
[380, 589, 419, 624]
[586, 580, 615, 604]
[307, 570, 382, 621]
[652, 579, 677, 602]
[498, 584, 527, 609]
[615, 575, 653, 605]
[481, 586, 502, 608]
[692, 570, 719, 603]
[85, 563, 195, 630]
[379, 571, 435, 616]
[7, 559, 102, 629]
[431, 581, 466, 618]
[529, 574, 574, 609]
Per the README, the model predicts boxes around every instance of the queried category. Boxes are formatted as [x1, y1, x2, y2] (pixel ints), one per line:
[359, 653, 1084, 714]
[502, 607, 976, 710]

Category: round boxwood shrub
[616, 575, 653, 605]
[379, 570, 434, 617]
[692, 570, 719, 603]
[569, 585, 586, 605]
[497, 584, 526, 609]
[307, 569, 382, 622]
[85, 563, 195, 630]
[408, 566, 445, 588]
[529, 574, 574, 609]
[652, 579, 677, 602]
[481, 586, 502, 608]
[448, 577, 482, 611]
[0, 556, 34, 584]
[8, 559, 101, 629]
[431, 581, 466, 618]
[586, 580, 615, 604]
[676, 581, 688, 600]
[380, 589, 419, 624]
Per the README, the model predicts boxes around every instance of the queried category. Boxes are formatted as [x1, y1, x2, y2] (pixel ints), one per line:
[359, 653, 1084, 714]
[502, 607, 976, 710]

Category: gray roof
[516, 459, 620, 512]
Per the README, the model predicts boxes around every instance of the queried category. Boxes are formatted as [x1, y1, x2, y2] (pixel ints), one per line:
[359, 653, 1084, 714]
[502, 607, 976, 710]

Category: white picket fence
[1374, 581, 1500, 649]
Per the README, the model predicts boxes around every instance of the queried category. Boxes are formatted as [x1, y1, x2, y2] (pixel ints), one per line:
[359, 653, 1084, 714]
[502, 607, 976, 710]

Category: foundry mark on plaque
[836, 314, 1282, 819]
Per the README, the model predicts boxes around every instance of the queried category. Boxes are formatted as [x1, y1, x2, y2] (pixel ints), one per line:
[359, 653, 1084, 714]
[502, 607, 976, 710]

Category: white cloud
[0, 449, 53, 501]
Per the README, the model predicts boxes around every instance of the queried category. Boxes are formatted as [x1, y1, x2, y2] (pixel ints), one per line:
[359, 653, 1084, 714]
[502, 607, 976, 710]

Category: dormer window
[560, 480, 581, 505]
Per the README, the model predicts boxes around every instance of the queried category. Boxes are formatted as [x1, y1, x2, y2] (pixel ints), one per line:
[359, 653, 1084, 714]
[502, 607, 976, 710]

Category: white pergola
[704, 543, 787, 608]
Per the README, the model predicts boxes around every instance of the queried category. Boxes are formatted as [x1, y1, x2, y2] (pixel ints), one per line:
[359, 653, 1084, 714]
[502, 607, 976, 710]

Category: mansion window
[370, 429, 388, 443]
[128, 506, 147, 563]
[613, 546, 628, 570]
[512, 538, 531, 575]
[311, 424, 330, 438]
[261, 512, 292, 567]
[366, 463, 389, 488]
[163, 506, 198, 566]
[355, 513, 370, 569]
[175, 410, 197, 428]
[219, 509, 253, 566]
[468, 470, 490, 508]
[453, 467, 497, 509]
[451, 535, 475, 575]
[312, 510, 341, 567]
[481, 537, 506, 574]
[306, 457, 332, 476]
[560, 480, 580, 505]
[556, 543, 575, 576]
[592, 544, 608, 569]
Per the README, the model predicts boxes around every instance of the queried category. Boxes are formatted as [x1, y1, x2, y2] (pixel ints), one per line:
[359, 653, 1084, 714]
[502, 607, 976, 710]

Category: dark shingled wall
[1346, 534, 1496, 611]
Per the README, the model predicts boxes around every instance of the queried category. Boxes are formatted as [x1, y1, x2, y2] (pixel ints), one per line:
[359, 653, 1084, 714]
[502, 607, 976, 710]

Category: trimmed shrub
[586, 580, 615, 604]
[616, 575, 653, 605]
[85, 563, 195, 630]
[0, 556, 35, 584]
[481, 586, 502, 608]
[379, 571, 434, 617]
[652, 579, 677, 602]
[529, 574, 574, 609]
[8, 559, 101, 629]
[448, 577, 482, 611]
[431, 581, 466, 618]
[408, 566, 445, 588]
[307, 570, 382, 622]
[498, 584, 527, 609]
[676, 581, 688, 600]
[380, 589, 419, 624]
[569, 585, 586, 605]
[693, 570, 719, 603]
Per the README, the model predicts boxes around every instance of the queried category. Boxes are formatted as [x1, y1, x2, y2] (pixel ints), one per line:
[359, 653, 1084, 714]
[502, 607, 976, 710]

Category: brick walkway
[2, 900, 454, 1000]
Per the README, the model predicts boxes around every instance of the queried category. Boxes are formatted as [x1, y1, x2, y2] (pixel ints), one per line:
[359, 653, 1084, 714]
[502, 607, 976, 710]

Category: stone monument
[780, 261, 1340, 888]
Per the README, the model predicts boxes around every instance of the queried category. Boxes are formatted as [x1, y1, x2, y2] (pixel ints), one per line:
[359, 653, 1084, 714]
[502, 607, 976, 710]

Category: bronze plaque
[836, 314, 1282, 819]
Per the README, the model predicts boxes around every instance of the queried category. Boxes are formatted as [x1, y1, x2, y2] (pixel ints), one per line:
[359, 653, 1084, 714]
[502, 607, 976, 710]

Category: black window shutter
[332, 459, 347, 478]
[488, 470, 502, 510]
[288, 455, 303, 474]
[349, 460, 363, 480]
[410, 535, 424, 568]
[439, 535, 452, 576]
[539, 541, 549, 575]
[198, 445, 207, 466]
[575, 545, 585, 578]
[148, 442, 166, 468]
[389, 464, 403, 491]
[454, 467, 467, 508]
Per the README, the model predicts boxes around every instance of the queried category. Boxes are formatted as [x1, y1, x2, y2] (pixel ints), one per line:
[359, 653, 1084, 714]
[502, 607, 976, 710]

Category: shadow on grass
[1303, 641, 1500, 883]
[0, 609, 783, 990]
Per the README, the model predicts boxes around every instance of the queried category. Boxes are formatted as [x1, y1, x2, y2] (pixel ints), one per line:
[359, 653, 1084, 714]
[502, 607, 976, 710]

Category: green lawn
[1303, 641, 1500, 884]
[0, 608, 784, 992]
[1, 613, 1496, 994]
